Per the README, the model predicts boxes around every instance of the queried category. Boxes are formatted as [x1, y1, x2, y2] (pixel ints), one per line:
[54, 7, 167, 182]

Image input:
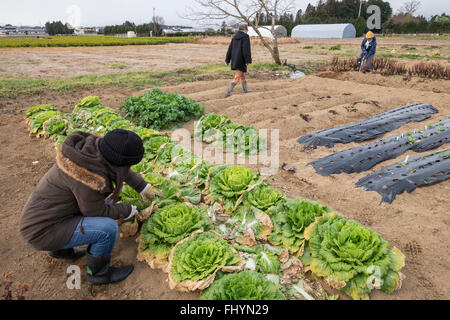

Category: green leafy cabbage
[140, 203, 212, 259]
[28, 110, 62, 135]
[209, 165, 260, 200]
[255, 250, 281, 274]
[120, 88, 205, 130]
[304, 212, 405, 300]
[119, 185, 150, 211]
[199, 271, 285, 300]
[244, 184, 285, 211]
[25, 104, 56, 120]
[170, 232, 241, 283]
[268, 199, 332, 256]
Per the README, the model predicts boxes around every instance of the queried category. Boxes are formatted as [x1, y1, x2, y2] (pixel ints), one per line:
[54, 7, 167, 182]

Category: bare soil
[1, 69, 449, 300]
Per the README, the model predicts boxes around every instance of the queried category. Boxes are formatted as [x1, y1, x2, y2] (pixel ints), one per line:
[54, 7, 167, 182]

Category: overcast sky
[1, 0, 448, 27]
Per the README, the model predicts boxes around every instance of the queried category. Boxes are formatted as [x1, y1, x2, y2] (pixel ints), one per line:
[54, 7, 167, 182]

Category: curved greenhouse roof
[248, 25, 288, 39]
[291, 23, 356, 39]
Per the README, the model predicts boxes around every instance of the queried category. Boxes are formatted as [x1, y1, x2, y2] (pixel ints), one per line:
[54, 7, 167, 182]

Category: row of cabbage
[24, 96, 405, 300]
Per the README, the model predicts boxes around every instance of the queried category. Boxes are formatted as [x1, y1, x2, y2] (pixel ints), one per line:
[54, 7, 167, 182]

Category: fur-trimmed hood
[56, 147, 106, 192]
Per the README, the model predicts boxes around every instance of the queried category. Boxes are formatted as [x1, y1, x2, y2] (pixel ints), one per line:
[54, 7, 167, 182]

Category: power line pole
[153, 7, 156, 36]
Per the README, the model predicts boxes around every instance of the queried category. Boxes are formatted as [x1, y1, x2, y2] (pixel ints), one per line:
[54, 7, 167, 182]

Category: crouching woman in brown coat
[20, 129, 158, 285]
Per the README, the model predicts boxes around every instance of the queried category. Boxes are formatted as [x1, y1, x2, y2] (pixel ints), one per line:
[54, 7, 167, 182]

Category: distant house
[74, 27, 98, 35]
[291, 24, 356, 39]
[0, 25, 46, 37]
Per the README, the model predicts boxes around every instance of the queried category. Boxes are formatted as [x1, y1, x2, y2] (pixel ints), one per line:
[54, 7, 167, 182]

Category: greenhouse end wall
[291, 24, 356, 39]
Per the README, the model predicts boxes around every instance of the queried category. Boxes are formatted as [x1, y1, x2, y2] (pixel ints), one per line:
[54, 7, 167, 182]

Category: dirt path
[1, 71, 449, 300]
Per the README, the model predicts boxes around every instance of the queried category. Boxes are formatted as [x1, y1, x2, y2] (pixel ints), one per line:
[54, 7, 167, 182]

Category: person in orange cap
[357, 31, 377, 73]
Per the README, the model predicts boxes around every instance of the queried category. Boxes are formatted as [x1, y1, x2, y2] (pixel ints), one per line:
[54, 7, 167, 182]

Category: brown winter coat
[19, 132, 147, 251]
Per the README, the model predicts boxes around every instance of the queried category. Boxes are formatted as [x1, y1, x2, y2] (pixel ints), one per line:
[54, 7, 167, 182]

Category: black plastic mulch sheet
[297, 103, 438, 150]
[356, 149, 450, 204]
[309, 116, 450, 176]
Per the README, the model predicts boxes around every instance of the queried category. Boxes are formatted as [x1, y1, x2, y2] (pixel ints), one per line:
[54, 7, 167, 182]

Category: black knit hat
[98, 129, 144, 166]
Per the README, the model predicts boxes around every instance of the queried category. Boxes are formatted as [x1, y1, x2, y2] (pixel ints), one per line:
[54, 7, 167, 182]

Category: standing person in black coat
[225, 24, 252, 97]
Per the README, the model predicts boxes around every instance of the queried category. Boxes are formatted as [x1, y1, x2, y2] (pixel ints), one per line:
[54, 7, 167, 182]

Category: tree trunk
[272, 44, 281, 65]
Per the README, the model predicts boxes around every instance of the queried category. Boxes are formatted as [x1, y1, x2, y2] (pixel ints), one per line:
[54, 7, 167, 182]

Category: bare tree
[398, 1, 421, 15]
[184, 0, 295, 65]
[150, 16, 165, 36]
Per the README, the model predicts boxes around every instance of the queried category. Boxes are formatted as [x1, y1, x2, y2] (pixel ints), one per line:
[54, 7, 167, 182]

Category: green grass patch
[420, 35, 448, 40]
[329, 45, 341, 51]
[0, 35, 196, 48]
[0, 62, 293, 98]
[107, 62, 131, 70]
[303, 45, 313, 49]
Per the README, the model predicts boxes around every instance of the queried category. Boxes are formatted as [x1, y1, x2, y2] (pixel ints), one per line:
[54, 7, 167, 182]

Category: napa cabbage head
[143, 135, 172, 159]
[268, 198, 332, 256]
[245, 184, 285, 211]
[119, 185, 150, 211]
[199, 271, 285, 300]
[25, 104, 56, 120]
[170, 232, 241, 283]
[43, 116, 71, 137]
[304, 212, 405, 300]
[210, 165, 260, 199]
[29, 110, 62, 135]
[140, 203, 212, 259]
[194, 113, 230, 142]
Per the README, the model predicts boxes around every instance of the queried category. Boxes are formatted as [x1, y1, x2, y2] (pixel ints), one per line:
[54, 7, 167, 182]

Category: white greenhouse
[248, 25, 288, 39]
[291, 23, 356, 39]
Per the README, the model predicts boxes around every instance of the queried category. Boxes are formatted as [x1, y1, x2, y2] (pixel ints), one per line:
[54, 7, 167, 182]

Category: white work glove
[124, 205, 139, 221]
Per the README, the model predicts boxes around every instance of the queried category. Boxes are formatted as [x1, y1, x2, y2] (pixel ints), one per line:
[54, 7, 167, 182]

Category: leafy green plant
[199, 271, 285, 300]
[194, 113, 230, 142]
[140, 203, 212, 259]
[268, 199, 332, 256]
[119, 185, 150, 211]
[329, 45, 341, 51]
[208, 165, 260, 211]
[120, 88, 205, 130]
[244, 184, 285, 211]
[255, 251, 280, 274]
[217, 205, 272, 241]
[304, 212, 405, 300]
[142, 134, 172, 160]
[28, 110, 62, 135]
[170, 232, 242, 283]
[195, 113, 264, 155]
[43, 115, 72, 138]
[24, 104, 56, 120]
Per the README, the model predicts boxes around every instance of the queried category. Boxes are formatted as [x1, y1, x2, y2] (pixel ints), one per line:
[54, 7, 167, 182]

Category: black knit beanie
[98, 129, 144, 166]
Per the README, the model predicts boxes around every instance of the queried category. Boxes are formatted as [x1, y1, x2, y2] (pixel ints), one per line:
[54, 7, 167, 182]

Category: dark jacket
[361, 36, 377, 58]
[19, 132, 147, 251]
[226, 31, 252, 73]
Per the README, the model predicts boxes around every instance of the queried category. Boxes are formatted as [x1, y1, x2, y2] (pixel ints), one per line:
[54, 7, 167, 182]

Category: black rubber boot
[242, 81, 252, 93]
[226, 82, 237, 97]
[48, 248, 86, 260]
[86, 253, 134, 285]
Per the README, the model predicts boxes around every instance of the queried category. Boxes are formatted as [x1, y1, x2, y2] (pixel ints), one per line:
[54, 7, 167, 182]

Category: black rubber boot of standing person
[242, 81, 252, 93]
[226, 82, 237, 97]
[48, 248, 86, 260]
[86, 253, 134, 285]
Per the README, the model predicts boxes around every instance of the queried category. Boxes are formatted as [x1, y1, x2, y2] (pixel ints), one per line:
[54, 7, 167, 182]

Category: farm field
[0, 36, 449, 300]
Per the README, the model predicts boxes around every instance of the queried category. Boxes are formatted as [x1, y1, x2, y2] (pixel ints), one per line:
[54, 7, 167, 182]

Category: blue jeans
[63, 217, 118, 258]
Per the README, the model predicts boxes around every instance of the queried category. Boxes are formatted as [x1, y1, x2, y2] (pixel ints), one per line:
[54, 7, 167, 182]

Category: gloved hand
[140, 184, 163, 202]
[124, 205, 138, 221]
